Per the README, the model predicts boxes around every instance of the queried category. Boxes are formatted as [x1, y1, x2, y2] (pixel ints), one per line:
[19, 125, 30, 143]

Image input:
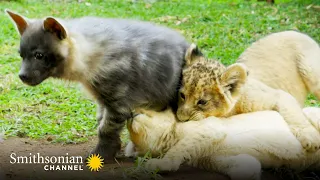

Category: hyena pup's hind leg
[96, 103, 106, 124]
[92, 106, 131, 161]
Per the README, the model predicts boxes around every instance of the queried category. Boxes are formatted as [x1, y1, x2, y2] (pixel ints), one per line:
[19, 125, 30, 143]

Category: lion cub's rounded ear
[185, 43, 204, 67]
[220, 63, 248, 97]
[43, 17, 67, 40]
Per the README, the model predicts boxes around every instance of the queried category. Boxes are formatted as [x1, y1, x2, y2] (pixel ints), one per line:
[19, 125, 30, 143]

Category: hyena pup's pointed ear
[43, 17, 67, 40]
[5, 9, 29, 36]
[185, 43, 204, 67]
[220, 63, 248, 98]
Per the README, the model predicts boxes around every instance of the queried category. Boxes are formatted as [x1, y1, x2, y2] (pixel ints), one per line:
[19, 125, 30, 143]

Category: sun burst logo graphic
[86, 154, 104, 172]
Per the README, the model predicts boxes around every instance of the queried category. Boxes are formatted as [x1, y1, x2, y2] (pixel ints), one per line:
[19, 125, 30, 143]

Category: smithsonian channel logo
[9, 153, 104, 172]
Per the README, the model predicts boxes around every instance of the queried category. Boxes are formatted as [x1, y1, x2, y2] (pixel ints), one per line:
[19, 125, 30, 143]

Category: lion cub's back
[237, 31, 318, 105]
[213, 111, 302, 167]
[221, 111, 292, 137]
[202, 111, 297, 146]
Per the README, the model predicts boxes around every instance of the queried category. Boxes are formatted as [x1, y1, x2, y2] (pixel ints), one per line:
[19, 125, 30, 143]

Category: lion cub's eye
[180, 92, 186, 100]
[197, 99, 207, 106]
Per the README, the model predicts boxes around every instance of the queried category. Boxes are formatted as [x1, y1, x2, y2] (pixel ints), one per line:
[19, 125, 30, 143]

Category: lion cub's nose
[177, 108, 190, 122]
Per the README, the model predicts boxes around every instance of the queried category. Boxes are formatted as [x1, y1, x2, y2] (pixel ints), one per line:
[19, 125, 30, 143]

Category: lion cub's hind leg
[303, 107, 320, 132]
[275, 90, 320, 152]
[296, 43, 320, 102]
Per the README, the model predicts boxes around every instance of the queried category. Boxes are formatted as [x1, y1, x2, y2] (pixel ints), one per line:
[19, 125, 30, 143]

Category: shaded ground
[0, 137, 285, 180]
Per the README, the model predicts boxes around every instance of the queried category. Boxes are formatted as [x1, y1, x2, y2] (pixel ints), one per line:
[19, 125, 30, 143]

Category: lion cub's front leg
[145, 141, 261, 180]
[212, 154, 262, 180]
[275, 90, 320, 151]
[145, 137, 197, 172]
[145, 130, 227, 171]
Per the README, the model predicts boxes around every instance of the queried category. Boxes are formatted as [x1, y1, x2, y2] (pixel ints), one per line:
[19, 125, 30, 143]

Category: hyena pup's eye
[197, 99, 207, 106]
[34, 52, 44, 60]
[180, 92, 186, 100]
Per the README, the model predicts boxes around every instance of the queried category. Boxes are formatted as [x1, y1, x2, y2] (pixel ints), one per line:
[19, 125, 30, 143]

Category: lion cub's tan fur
[237, 31, 320, 106]
[176, 43, 320, 151]
[126, 108, 320, 180]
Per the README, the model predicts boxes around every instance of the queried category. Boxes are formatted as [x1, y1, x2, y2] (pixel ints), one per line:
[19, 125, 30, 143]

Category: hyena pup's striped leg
[96, 103, 106, 124]
[91, 106, 131, 161]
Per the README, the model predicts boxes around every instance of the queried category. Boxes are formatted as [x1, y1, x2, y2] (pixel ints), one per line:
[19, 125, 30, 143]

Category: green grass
[122, 151, 163, 180]
[0, 0, 319, 143]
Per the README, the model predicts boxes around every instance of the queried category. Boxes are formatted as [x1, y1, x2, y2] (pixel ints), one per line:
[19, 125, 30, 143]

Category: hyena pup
[6, 10, 190, 160]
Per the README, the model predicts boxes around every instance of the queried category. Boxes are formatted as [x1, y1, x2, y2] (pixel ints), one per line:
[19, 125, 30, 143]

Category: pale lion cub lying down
[126, 107, 320, 180]
[176, 43, 320, 151]
[237, 31, 320, 106]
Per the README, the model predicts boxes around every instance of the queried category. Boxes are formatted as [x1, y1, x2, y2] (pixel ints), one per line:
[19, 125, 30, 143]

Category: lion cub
[176, 44, 320, 151]
[237, 31, 320, 106]
[126, 108, 320, 180]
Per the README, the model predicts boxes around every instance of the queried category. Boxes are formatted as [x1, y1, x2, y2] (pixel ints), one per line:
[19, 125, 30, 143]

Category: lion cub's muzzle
[177, 106, 193, 121]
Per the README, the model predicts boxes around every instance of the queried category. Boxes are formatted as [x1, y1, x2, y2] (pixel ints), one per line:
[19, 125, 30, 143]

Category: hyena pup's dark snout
[18, 65, 44, 86]
[18, 71, 36, 85]
[19, 64, 30, 81]
[18, 71, 31, 82]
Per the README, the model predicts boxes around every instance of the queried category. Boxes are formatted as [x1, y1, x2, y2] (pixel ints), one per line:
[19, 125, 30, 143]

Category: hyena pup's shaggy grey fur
[6, 10, 190, 160]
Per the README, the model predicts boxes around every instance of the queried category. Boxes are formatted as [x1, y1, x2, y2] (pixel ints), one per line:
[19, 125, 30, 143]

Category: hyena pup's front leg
[92, 106, 131, 161]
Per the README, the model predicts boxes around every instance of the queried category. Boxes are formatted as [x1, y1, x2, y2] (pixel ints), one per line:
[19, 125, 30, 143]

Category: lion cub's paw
[133, 108, 156, 118]
[228, 154, 261, 180]
[292, 126, 320, 152]
[145, 158, 180, 172]
[124, 141, 138, 158]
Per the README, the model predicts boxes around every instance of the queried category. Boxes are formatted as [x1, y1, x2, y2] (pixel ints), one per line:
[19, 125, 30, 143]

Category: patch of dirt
[0, 137, 283, 180]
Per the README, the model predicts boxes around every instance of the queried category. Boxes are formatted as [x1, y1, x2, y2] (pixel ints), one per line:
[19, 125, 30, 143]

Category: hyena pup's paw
[145, 158, 180, 172]
[292, 125, 320, 152]
[89, 140, 121, 162]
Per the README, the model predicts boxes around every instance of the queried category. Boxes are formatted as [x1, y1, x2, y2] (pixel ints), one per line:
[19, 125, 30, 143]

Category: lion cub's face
[127, 114, 155, 154]
[127, 108, 176, 156]
[177, 44, 248, 122]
